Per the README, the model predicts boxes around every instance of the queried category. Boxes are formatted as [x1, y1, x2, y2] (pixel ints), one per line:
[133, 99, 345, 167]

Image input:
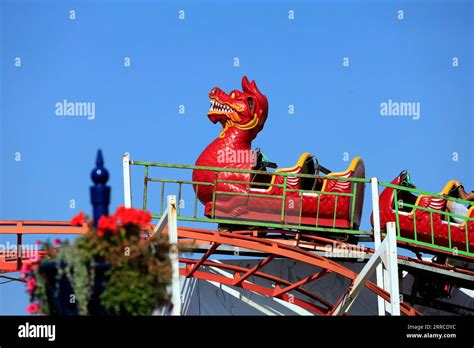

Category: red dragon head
[208, 76, 268, 139]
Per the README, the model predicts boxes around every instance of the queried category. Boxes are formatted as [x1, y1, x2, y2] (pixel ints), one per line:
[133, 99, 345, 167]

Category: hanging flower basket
[22, 207, 172, 316]
[36, 261, 111, 316]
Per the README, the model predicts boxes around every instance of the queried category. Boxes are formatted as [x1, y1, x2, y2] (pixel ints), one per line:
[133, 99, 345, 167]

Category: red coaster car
[192, 76, 365, 233]
[212, 154, 366, 230]
[374, 171, 474, 258]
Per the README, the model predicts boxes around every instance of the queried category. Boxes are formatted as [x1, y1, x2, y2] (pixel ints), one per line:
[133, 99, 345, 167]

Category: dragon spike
[242, 76, 263, 98]
[242, 76, 251, 92]
[241, 76, 268, 119]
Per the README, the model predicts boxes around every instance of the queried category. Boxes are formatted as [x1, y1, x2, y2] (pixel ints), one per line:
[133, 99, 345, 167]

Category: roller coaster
[128, 158, 474, 265]
[0, 76, 473, 315]
[122, 152, 473, 314]
[0, 153, 473, 316]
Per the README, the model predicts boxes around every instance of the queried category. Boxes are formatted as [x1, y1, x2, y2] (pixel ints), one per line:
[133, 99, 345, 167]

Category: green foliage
[34, 269, 50, 316]
[99, 232, 172, 315]
[54, 245, 95, 315]
[101, 266, 166, 315]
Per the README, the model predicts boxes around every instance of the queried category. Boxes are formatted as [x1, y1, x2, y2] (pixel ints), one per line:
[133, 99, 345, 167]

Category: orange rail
[0, 221, 88, 272]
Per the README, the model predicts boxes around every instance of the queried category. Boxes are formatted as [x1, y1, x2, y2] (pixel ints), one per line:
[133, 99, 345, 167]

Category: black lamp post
[90, 150, 111, 227]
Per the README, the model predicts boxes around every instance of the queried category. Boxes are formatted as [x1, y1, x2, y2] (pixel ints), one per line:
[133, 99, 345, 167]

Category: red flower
[139, 211, 152, 226]
[26, 302, 40, 315]
[26, 277, 37, 294]
[71, 212, 85, 226]
[114, 206, 152, 227]
[98, 215, 117, 235]
[20, 264, 32, 280]
[53, 238, 61, 247]
[21, 263, 31, 274]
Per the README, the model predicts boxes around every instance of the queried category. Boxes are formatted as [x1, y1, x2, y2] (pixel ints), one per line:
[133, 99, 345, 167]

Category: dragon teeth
[209, 100, 232, 113]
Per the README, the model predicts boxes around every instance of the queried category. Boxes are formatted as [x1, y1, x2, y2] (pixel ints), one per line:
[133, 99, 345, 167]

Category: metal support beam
[152, 195, 181, 316]
[16, 231, 22, 271]
[122, 153, 132, 208]
[208, 260, 315, 315]
[371, 177, 385, 315]
[386, 222, 401, 315]
[332, 221, 400, 316]
[273, 270, 329, 297]
[167, 195, 180, 316]
[186, 243, 220, 278]
[153, 209, 169, 235]
[233, 255, 274, 286]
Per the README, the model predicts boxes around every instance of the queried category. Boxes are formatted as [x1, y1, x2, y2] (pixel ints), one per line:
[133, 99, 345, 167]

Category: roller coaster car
[373, 171, 474, 260]
[213, 154, 366, 230]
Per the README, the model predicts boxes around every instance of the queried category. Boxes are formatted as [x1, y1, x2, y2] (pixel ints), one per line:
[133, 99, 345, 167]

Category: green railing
[130, 160, 371, 236]
[378, 181, 474, 258]
[124, 157, 473, 258]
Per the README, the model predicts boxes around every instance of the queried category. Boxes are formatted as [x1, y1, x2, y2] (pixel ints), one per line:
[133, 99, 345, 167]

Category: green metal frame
[128, 159, 473, 258]
[132, 160, 370, 236]
[378, 181, 474, 258]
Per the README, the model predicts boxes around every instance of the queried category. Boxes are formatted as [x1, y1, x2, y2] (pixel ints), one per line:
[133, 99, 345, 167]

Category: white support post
[152, 195, 181, 316]
[122, 153, 132, 208]
[386, 222, 401, 315]
[371, 177, 385, 316]
[383, 256, 392, 314]
[167, 195, 181, 316]
[332, 220, 400, 316]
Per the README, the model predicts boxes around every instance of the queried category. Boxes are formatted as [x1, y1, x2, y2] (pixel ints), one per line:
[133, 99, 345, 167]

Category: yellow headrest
[295, 152, 313, 167]
[440, 180, 456, 195]
[347, 157, 363, 173]
[274, 152, 313, 174]
[326, 157, 363, 177]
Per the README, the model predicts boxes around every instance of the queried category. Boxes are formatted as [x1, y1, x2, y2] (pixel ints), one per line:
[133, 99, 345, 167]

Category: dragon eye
[247, 97, 254, 110]
[230, 92, 236, 99]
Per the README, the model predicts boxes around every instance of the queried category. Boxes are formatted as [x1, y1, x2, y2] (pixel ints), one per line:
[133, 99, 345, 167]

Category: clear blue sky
[0, 0, 472, 314]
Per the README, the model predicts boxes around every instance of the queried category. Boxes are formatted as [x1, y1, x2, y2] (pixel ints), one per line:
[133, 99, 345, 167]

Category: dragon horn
[242, 76, 263, 98]
[242, 76, 251, 92]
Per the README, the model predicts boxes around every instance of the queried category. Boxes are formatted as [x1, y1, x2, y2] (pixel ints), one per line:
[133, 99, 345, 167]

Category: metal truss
[173, 223, 420, 316]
